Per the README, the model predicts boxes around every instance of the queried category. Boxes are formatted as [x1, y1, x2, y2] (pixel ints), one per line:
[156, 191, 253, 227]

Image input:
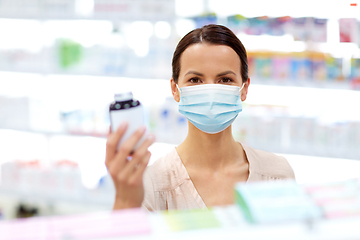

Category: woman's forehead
[179, 43, 241, 75]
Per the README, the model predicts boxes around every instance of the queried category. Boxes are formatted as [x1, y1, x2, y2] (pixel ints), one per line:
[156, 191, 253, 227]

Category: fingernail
[118, 121, 128, 130]
[147, 135, 155, 142]
[138, 126, 146, 133]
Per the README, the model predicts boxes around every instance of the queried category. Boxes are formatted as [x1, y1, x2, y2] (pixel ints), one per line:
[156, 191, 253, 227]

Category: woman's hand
[105, 122, 155, 209]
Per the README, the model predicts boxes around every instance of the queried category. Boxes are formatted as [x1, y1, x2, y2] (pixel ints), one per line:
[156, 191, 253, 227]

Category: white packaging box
[0, 96, 31, 130]
[55, 165, 84, 201]
[0, 96, 63, 133]
[0, 161, 20, 189]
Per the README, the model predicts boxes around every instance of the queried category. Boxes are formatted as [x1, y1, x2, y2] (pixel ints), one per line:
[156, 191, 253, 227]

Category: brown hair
[172, 24, 248, 84]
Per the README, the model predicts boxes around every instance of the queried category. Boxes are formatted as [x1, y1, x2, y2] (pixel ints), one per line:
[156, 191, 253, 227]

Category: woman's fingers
[109, 126, 148, 178]
[105, 122, 128, 165]
[118, 134, 155, 181]
[130, 134, 155, 163]
[114, 125, 146, 162]
[105, 123, 152, 210]
[128, 151, 151, 186]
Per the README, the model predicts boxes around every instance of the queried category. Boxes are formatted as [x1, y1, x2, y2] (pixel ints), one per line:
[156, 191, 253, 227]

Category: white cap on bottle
[114, 92, 133, 102]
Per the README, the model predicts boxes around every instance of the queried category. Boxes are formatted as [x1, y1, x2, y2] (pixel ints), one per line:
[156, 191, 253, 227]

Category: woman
[105, 24, 295, 211]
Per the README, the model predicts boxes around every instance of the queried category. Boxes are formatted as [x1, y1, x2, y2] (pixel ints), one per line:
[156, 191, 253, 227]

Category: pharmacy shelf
[0, 127, 107, 138]
[250, 77, 354, 91]
[0, 0, 176, 22]
[1, 72, 359, 161]
[0, 186, 113, 207]
[0, 14, 175, 22]
[1, 204, 360, 240]
[0, 188, 112, 220]
[150, 212, 360, 240]
[0, 68, 356, 92]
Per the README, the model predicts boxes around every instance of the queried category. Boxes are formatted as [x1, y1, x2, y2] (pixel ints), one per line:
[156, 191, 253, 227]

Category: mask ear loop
[176, 84, 181, 96]
[239, 82, 245, 92]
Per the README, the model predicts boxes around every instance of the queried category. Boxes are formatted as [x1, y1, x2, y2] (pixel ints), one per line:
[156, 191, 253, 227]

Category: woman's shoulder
[144, 148, 187, 191]
[242, 144, 295, 180]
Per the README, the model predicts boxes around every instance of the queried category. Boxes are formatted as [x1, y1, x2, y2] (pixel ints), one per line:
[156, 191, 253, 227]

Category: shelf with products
[0, 20, 176, 80]
[1, 71, 360, 160]
[1, 125, 358, 220]
[2, 179, 360, 239]
[0, 136, 176, 219]
[1, 138, 360, 221]
[1, 8, 360, 88]
[0, 0, 176, 21]
[1, 118, 360, 219]
[1, 44, 359, 82]
[184, 10, 360, 88]
[246, 51, 359, 91]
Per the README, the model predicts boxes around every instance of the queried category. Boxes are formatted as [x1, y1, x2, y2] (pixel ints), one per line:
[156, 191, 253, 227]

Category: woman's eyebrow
[217, 71, 237, 77]
[185, 71, 203, 76]
[185, 70, 237, 77]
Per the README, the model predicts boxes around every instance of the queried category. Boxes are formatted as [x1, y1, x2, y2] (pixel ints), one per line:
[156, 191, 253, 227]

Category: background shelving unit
[0, 0, 360, 223]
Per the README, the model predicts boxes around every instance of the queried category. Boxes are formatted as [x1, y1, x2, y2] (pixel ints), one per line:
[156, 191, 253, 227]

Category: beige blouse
[142, 144, 295, 211]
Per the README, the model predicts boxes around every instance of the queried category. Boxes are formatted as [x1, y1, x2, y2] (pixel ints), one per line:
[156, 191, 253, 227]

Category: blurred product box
[246, 16, 270, 36]
[339, 18, 359, 43]
[227, 14, 249, 34]
[351, 58, 360, 80]
[234, 179, 360, 224]
[272, 53, 291, 80]
[303, 179, 360, 219]
[247, 51, 351, 83]
[310, 52, 327, 81]
[1, 171, 360, 239]
[0, 96, 63, 132]
[235, 180, 322, 223]
[250, 52, 272, 79]
[232, 108, 360, 160]
[148, 97, 188, 144]
[0, 0, 75, 18]
[326, 56, 345, 81]
[61, 107, 109, 137]
[0, 97, 31, 130]
[291, 17, 310, 41]
[290, 52, 312, 80]
[192, 13, 217, 29]
[54, 160, 83, 200]
[0, 208, 152, 240]
[311, 18, 328, 42]
[0, 159, 115, 205]
[93, 0, 175, 20]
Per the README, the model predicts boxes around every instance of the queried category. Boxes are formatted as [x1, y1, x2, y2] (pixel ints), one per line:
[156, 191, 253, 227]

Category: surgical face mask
[177, 83, 244, 134]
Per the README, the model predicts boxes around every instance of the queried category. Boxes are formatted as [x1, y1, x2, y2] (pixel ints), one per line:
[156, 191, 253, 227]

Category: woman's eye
[189, 78, 201, 83]
[219, 77, 233, 83]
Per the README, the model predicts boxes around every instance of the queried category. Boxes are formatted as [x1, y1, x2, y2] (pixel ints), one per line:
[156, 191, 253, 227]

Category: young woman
[105, 24, 295, 211]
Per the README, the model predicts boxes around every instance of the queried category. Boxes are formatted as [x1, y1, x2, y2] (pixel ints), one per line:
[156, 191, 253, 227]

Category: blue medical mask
[177, 84, 244, 134]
